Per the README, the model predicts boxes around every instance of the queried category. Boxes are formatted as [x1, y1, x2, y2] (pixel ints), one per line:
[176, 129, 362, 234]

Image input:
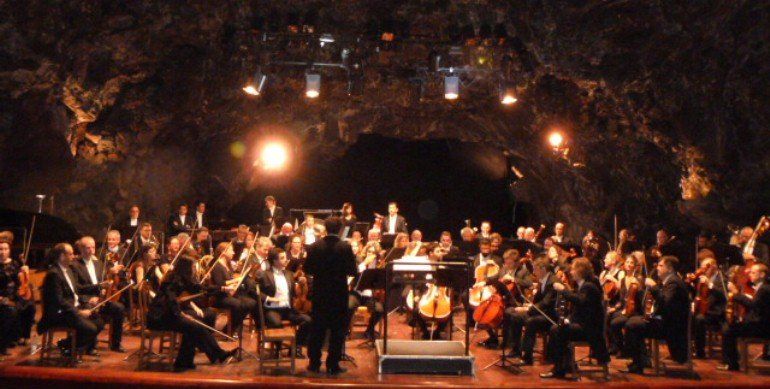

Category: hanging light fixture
[242, 68, 267, 96]
[499, 82, 517, 105]
[305, 73, 321, 98]
[444, 73, 459, 100]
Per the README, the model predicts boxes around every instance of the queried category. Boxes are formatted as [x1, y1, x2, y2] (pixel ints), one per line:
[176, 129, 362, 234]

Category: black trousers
[608, 310, 634, 354]
[722, 321, 770, 368]
[264, 307, 311, 346]
[625, 316, 688, 367]
[100, 301, 125, 348]
[48, 311, 103, 351]
[547, 323, 609, 374]
[308, 307, 348, 371]
[520, 314, 553, 360]
[693, 313, 723, 356]
[348, 293, 384, 335]
[215, 295, 258, 332]
[149, 308, 225, 368]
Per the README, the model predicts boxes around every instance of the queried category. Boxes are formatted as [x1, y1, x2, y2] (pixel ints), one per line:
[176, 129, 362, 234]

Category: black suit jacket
[39, 265, 95, 332]
[304, 235, 357, 314]
[262, 206, 285, 226]
[192, 211, 208, 229]
[650, 273, 691, 362]
[70, 258, 108, 299]
[258, 268, 296, 305]
[117, 217, 142, 242]
[563, 277, 605, 343]
[381, 215, 407, 234]
[167, 213, 193, 235]
[736, 279, 770, 325]
[530, 273, 557, 317]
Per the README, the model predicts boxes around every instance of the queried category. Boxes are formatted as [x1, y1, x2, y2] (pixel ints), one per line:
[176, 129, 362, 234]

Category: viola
[293, 268, 312, 314]
[623, 279, 640, 316]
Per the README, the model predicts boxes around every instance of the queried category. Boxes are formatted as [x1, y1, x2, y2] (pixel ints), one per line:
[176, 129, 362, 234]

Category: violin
[623, 278, 640, 316]
[293, 267, 312, 314]
[17, 215, 37, 301]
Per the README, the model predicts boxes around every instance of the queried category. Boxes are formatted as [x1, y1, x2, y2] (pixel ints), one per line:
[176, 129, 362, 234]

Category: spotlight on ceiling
[499, 82, 518, 105]
[257, 142, 289, 171]
[242, 68, 267, 96]
[548, 131, 564, 149]
[305, 73, 321, 98]
[444, 74, 459, 100]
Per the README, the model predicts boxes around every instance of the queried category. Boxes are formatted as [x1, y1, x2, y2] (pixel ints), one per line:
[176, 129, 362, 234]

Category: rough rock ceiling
[1, 1, 768, 237]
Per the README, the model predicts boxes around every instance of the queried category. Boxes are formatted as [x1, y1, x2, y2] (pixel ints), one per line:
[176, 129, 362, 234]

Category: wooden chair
[255, 285, 296, 374]
[650, 311, 694, 375]
[705, 325, 722, 358]
[136, 286, 178, 370]
[738, 338, 770, 373]
[39, 326, 78, 367]
[568, 302, 609, 380]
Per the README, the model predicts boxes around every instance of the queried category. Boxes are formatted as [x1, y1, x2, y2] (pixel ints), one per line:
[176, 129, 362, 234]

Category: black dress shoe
[540, 371, 565, 379]
[624, 362, 644, 374]
[327, 366, 348, 376]
[216, 348, 239, 364]
[478, 339, 500, 349]
[110, 346, 127, 353]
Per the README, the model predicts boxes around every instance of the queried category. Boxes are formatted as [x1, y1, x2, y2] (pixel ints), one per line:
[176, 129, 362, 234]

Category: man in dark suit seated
[718, 263, 770, 371]
[71, 236, 126, 352]
[505, 257, 558, 364]
[623, 256, 691, 374]
[257, 248, 311, 358]
[541, 257, 609, 378]
[167, 204, 193, 236]
[38, 243, 104, 356]
[304, 217, 357, 375]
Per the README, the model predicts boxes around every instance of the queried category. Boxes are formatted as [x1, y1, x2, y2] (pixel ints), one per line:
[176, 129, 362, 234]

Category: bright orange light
[548, 132, 564, 148]
[242, 85, 259, 96]
[501, 94, 517, 105]
[257, 143, 288, 170]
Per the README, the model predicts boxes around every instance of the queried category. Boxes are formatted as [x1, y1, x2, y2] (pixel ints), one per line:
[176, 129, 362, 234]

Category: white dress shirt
[267, 269, 291, 308]
[129, 218, 138, 227]
[84, 257, 99, 285]
[388, 216, 397, 234]
[196, 211, 204, 228]
[59, 264, 79, 308]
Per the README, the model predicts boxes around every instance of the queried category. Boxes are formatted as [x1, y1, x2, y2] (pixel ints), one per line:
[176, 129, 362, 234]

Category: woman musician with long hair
[146, 247, 237, 372]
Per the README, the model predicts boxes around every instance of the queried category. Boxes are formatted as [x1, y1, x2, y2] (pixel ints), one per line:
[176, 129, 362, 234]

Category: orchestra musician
[473, 238, 502, 269]
[163, 236, 181, 266]
[541, 257, 609, 379]
[718, 263, 770, 370]
[257, 248, 311, 358]
[38, 243, 104, 356]
[478, 249, 528, 349]
[623, 256, 690, 374]
[193, 227, 212, 256]
[304, 217, 357, 375]
[551, 222, 570, 244]
[130, 244, 161, 298]
[506, 257, 557, 364]
[339, 202, 357, 238]
[208, 242, 259, 337]
[737, 226, 769, 266]
[350, 240, 385, 341]
[146, 247, 237, 372]
[272, 222, 295, 251]
[117, 205, 142, 242]
[382, 202, 407, 235]
[193, 202, 208, 229]
[438, 231, 460, 257]
[0, 239, 36, 353]
[71, 236, 126, 352]
[230, 225, 250, 263]
[607, 254, 643, 356]
[299, 214, 319, 245]
[286, 235, 307, 273]
[479, 221, 492, 240]
[131, 222, 157, 259]
[167, 204, 194, 235]
[689, 257, 726, 359]
[261, 196, 284, 236]
[349, 230, 364, 256]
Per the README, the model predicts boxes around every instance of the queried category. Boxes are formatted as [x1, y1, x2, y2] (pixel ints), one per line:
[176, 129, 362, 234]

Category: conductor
[304, 216, 357, 375]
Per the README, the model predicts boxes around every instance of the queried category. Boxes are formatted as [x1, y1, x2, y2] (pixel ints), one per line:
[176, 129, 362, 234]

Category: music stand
[381, 234, 396, 250]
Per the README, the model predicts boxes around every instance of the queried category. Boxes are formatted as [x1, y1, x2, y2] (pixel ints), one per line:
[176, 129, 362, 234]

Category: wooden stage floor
[2, 312, 770, 389]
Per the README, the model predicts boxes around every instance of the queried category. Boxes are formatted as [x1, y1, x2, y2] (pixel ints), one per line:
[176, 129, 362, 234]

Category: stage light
[548, 131, 564, 149]
[499, 82, 518, 105]
[258, 143, 289, 170]
[242, 69, 267, 96]
[305, 73, 321, 98]
[444, 74, 459, 100]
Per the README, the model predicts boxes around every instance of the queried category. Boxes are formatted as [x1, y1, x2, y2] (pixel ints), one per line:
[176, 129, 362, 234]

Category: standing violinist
[541, 257, 609, 379]
[689, 257, 726, 359]
[718, 263, 770, 371]
[623, 256, 690, 374]
[506, 257, 557, 364]
[0, 239, 36, 353]
[71, 236, 126, 352]
[607, 254, 643, 357]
